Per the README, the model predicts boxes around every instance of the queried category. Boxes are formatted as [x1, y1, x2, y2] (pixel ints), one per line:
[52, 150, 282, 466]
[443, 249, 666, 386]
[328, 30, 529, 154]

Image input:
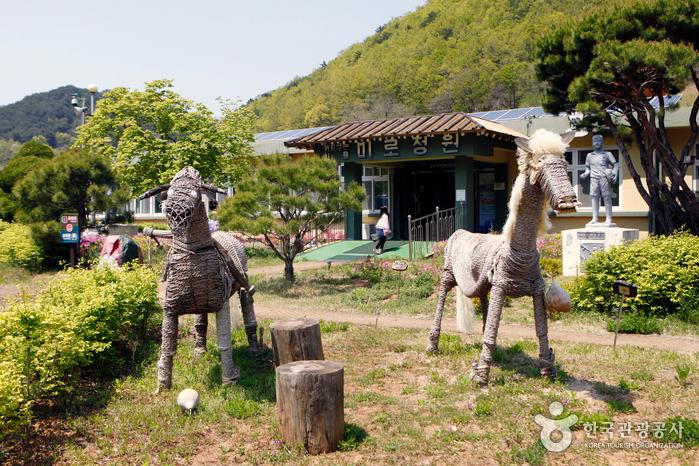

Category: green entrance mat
[300, 240, 411, 262]
[345, 241, 407, 255]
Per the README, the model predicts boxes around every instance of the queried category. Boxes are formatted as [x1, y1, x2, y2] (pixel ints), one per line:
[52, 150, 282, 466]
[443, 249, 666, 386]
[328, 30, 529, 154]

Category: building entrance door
[394, 161, 455, 240]
[474, 162, 508, 233]
[409, 161, 455, 219]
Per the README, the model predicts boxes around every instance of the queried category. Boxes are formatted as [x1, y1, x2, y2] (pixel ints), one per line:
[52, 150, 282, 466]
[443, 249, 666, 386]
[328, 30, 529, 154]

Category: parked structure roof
[284, 112, 526, 149]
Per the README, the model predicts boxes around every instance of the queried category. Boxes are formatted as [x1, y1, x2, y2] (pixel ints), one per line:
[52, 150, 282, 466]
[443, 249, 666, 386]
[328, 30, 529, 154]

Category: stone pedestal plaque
[562, 227, 639, 276]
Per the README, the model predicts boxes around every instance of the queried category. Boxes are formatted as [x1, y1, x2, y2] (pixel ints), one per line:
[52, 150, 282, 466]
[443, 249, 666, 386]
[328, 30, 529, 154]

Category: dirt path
[0, 273, 55, 307]
[253, 304, 699, 354]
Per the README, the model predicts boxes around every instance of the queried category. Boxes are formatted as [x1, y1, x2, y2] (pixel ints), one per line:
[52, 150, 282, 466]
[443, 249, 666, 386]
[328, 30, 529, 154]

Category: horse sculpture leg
[157, 312, 178, 391]
[533, 293, 556, 379]
[239, 289, 262, 353]
[472, 286, 506, 387]
[216, 300, 240, 385]
[427, 269, 456, 353]
[194, 313, 208, 357]
[480, 294, 489, 333]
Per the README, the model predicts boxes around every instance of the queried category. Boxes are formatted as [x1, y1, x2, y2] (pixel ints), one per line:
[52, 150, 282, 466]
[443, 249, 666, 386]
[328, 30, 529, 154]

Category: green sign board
[321, 133, 512, 162]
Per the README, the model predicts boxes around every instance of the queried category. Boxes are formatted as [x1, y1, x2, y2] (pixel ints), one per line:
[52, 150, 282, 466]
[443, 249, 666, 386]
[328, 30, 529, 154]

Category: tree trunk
[270, 318, 324, 367]
[609, 113, 699, 235]
[284, 258, 295, 282]
[276, 360, 344, 454]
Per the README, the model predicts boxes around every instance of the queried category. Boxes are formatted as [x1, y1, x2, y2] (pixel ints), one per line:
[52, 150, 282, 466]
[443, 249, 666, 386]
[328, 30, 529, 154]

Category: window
[154, 196, 163, 214]
[216, 192, 228, 204]
[362, 166, 391, 212]
[565, 148, 621, 208]
[140, 197, 151, 214]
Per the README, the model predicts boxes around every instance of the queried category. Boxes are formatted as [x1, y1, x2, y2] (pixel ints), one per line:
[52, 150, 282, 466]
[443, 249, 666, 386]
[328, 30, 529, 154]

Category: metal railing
[303, 223, 345, 250]
[408, 202, 464, 260]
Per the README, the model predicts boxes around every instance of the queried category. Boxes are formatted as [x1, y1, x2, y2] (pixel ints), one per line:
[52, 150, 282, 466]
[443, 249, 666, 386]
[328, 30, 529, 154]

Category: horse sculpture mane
[427, 129, 578, 387]
[503, 129, 570, 242]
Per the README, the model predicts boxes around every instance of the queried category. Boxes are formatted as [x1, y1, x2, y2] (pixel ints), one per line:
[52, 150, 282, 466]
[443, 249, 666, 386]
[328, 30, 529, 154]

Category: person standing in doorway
[374, 206, 390, 254]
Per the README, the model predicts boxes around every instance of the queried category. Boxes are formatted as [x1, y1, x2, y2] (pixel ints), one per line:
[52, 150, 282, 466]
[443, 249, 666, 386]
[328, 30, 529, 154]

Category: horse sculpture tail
[455, 286, 475, 332]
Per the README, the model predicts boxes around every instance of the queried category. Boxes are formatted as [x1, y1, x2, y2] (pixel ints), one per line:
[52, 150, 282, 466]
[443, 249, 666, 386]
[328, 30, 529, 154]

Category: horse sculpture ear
[514, 136, 531, 153]
[139, 184, 170, 200]
[560, 130, 576, 146]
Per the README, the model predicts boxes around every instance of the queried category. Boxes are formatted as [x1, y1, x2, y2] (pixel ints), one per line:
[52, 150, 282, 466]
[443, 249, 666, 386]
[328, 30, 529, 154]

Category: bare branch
[263, 233, 285, 261]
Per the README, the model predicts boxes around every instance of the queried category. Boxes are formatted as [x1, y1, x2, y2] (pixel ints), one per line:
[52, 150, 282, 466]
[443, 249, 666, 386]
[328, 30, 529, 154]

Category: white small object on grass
[177, 388, 199, 413]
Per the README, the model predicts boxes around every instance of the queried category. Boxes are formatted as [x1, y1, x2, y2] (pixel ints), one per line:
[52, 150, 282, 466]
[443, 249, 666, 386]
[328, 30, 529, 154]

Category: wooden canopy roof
[284, 112, 525, 149]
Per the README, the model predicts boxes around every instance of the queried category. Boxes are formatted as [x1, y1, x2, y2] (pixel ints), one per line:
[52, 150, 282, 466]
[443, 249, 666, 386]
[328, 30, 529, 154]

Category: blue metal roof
[254, 126, 332, 142]
[648, 94, 683, 108]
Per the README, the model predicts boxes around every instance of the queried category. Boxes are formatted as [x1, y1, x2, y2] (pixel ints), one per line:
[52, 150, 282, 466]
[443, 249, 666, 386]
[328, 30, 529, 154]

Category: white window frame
[565, 146, 623, 211]
[362, 166, 391, 214]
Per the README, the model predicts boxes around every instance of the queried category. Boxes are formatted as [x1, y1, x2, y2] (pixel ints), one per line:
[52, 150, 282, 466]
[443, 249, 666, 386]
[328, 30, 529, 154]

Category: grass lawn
[23, 320, 698, 464]
[250, 263, 699, 338]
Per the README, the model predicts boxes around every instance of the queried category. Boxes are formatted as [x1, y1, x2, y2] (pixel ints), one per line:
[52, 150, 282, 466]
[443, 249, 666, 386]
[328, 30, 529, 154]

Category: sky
[0, 0, 425, 110]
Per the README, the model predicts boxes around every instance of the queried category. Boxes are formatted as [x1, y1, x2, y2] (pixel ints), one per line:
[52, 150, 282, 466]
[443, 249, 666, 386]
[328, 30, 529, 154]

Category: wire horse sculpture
[140, 167, 262, 391]
[426, 129, 578, 387]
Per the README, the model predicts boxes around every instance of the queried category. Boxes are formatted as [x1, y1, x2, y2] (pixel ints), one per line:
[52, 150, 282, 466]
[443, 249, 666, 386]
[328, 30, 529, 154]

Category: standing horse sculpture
[139, 167, 262, 392]
[426, 129, 578, 387]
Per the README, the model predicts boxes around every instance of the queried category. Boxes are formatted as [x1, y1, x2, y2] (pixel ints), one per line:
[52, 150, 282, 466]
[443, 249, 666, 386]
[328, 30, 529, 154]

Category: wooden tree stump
[270, 318, 324, 367]
[276, 360, 344, 454]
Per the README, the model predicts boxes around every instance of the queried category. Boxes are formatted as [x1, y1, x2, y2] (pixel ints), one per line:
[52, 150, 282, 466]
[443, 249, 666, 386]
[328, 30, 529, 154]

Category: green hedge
[572, 231, 699, 324]
[0, 264, 160, 437]
[0, 221, 43, 271]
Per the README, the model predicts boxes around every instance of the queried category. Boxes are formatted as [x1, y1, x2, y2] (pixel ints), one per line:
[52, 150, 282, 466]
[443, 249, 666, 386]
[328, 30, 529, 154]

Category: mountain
[0, 85, 98, 147]
[247, 0, 616, 132]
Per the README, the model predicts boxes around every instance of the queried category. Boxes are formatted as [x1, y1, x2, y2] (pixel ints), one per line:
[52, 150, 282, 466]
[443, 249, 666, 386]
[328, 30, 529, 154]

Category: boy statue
[580, 134, 618, 226]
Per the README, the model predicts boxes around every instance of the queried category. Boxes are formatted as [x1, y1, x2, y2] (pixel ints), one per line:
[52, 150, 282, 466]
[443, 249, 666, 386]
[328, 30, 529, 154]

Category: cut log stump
[270, 318, 324, 367]
[276, 360, 344, 454]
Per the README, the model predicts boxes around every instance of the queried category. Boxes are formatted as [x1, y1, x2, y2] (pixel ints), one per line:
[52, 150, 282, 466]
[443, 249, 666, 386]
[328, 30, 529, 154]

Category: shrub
[0, 221, 43, 271]
[0, 264, 160, 438]
[605, 313, 662, 334]
[80, 233, 104, 260]
[355, 260, 384, 284]
[244, 245, 277, 259]
[571, 231, 699, 322]
[28, 220, 64, 268]
[540, 257, 562, 276]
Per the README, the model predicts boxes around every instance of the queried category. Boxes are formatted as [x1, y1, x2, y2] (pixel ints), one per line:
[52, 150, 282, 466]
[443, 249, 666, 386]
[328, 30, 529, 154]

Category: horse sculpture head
[139, 167, 226, 236]
[514, 129, 578, 213]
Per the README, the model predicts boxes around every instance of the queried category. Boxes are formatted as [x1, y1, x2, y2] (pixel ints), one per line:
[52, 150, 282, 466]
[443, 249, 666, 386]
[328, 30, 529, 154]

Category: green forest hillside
[248, 0, 616, 132]
[0, 85, 95, 147]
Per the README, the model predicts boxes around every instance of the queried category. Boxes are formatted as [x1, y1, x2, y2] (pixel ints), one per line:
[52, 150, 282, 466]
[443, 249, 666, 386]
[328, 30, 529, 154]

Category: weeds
[511, 442, 547, 465]
[474, 397, 493, 417]
[338, 423, 369, 451]
[675, 363, 692, 387]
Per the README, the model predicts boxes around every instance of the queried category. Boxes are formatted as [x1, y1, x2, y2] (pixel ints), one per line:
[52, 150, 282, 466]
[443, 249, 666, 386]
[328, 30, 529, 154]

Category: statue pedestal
[562, 227, 639, 276]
